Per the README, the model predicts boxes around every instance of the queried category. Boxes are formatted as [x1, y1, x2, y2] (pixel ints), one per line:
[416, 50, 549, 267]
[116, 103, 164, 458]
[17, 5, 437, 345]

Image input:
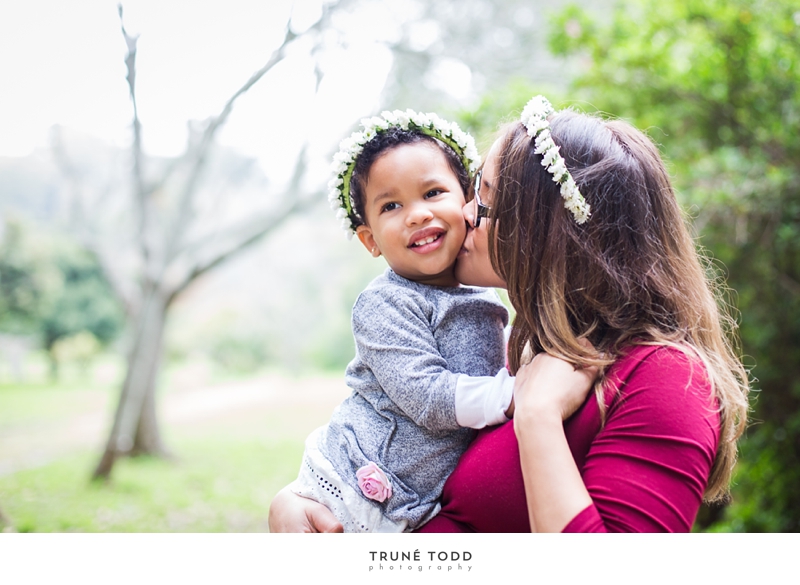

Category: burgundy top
[418, 345, 720, 533]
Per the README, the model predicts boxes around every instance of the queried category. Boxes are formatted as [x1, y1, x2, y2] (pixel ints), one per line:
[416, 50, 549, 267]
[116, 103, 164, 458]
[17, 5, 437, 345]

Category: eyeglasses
[472, 169, 492, 228]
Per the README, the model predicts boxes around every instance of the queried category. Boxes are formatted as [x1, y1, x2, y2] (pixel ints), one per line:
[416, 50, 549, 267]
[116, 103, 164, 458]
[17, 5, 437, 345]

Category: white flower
[372, 116, 390, 130]
[330, 108, 480, 235]
[534, 133, 554, 153]
[520, 95, 591, 225]
[549, 158, 568, 181]
[428, 113, 446, 130]
[396, 111, 411, 128]
[541, 146, 560, 168]
[413, 112, 431, 127]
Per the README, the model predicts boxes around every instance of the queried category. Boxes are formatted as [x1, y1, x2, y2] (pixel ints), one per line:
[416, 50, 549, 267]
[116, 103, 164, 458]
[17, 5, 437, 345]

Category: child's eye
[381, 202, 400, 213]
[425, 189, 444, 198]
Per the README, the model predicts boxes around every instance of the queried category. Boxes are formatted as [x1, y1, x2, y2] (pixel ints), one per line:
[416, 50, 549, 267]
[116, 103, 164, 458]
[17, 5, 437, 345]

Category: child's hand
[268, 487, 343, 533]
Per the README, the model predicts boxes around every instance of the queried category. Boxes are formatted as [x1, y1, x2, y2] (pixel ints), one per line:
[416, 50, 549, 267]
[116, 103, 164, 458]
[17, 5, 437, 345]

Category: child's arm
[454, 369, 515, 428]
[352, 287, 509, 431]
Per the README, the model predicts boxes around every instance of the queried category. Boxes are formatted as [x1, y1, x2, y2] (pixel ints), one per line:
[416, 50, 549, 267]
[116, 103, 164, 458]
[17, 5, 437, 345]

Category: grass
[0, 354, 121, 428]
[0, 354, 344, 533]
[0, 436, 303, 532]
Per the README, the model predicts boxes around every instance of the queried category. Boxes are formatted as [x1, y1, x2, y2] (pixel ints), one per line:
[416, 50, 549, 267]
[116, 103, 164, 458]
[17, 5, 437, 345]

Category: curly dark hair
[348, 127, 471, 228]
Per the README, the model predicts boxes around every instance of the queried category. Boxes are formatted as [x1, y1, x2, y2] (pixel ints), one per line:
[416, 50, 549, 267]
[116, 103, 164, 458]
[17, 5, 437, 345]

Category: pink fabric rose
[356, 462, 392, 502]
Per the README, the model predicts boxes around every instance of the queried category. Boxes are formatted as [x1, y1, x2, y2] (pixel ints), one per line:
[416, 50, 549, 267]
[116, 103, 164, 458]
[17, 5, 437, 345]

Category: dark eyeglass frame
[473, 169, 492, 228]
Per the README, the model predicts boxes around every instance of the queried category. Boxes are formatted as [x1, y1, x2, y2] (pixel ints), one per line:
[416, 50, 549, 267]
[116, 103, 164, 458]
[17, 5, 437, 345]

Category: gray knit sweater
[320, 268, 508, 529]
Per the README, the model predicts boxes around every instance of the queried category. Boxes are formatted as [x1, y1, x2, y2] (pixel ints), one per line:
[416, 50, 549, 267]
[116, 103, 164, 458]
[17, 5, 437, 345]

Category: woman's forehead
[479, 140, 503, 201]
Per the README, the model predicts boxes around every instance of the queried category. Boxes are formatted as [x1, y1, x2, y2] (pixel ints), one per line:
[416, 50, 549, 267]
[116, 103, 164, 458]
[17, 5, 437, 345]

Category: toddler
[289, 110, 513, 532]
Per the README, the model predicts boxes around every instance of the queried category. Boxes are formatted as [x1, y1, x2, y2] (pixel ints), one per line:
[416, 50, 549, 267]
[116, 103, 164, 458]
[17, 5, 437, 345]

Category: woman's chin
[455, 253, 506, 289]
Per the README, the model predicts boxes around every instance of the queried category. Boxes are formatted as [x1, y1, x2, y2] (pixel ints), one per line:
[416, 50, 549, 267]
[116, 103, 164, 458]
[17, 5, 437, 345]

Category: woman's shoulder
[610, 344, 709, 390]
[604, 343, 718, 445]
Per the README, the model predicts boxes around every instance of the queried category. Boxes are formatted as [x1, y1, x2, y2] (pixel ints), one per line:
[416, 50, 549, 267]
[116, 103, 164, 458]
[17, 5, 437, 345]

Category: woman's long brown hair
[489, 111, 749, 502]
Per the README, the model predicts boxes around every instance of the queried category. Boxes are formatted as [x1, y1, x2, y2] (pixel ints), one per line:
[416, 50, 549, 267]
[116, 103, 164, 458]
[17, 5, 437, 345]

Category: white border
[4, 532, 795, 584]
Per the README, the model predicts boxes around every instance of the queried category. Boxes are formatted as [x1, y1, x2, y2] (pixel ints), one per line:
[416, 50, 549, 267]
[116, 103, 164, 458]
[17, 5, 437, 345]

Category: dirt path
[0, 372, 351, 476]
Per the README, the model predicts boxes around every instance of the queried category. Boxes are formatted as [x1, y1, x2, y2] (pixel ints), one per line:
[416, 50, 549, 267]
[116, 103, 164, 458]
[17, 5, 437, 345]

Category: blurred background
[0, 0, 797, 532]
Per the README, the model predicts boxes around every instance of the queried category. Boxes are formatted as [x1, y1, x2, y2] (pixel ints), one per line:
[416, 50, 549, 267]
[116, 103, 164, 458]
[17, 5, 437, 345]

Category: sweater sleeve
[455, 368, 514, 428]
[351, 287, 462, 432]
[563, 347, 720, 533]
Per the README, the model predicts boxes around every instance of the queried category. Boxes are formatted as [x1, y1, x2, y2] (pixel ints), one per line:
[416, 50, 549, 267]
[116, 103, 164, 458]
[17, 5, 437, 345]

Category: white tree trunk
[93, 286, 168, 479]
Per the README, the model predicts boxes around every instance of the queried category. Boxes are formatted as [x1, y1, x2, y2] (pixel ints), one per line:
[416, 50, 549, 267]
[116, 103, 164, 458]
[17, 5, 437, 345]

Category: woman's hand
[513, 351, 598, 422]
[268, 486, 343, 533]
[512, 347, 599, 532]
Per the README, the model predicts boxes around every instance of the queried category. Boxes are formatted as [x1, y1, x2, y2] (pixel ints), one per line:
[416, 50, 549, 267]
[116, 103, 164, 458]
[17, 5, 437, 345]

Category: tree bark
[92, 286, 168, 479]
[132, 367, 166, 456]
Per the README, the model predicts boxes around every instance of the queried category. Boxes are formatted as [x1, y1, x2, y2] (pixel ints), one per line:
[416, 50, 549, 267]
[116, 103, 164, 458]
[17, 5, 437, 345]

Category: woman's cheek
[455, 230, 505, 288]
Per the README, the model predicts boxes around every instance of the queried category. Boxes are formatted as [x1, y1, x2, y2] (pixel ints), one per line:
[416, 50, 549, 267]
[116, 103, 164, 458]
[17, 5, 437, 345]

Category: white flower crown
[328, 109, 481, 238]
[520, 95, 591, 224]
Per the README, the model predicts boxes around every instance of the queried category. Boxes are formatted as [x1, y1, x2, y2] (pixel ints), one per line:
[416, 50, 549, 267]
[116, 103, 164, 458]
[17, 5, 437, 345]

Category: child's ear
[356, 225, 381, 258]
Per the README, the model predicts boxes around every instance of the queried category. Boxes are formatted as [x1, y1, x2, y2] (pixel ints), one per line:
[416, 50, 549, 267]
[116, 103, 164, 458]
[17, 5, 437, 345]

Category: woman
[269, 97, 750, 532]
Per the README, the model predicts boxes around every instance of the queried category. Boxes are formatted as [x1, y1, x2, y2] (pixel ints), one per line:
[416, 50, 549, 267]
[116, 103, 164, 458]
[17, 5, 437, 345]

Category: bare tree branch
[118, 4, 150, 265]
[79, 236, 139, 317]
[167, 199, 313, 305]
[167, 145, 314, 301]
[161, 25, 298, 267]
[162, 0, 346, 266]
[49, 125, 87, 226]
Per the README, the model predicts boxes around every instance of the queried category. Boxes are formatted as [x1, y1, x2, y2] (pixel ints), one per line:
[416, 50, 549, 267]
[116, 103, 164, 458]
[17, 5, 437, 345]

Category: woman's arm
[512, 353, 596, 532]
[268, 487, 343, 533]
[515, 346, 719, 533]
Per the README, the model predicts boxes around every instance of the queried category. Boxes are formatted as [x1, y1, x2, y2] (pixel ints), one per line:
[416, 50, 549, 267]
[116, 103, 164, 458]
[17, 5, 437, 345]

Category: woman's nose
[462, 200, 476, 228]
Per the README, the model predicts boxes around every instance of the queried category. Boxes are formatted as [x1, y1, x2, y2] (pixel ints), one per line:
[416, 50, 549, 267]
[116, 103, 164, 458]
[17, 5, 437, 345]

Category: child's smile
[408, 226, 445, 251]
[355, 142, 467, 287]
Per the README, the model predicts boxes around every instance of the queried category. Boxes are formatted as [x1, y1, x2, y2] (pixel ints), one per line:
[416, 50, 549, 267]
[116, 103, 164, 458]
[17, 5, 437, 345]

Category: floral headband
[328, 110, 481, 238]
[520, 95, 591, 224]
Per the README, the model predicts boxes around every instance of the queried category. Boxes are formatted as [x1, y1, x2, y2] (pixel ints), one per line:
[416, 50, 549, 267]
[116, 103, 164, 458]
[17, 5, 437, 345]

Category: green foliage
[0, 219, 60, 335]
[458, 79, 568, 150]
[545, 0, 800, 531]
[40, 245, 124, 354]
[0, 218, 124, 376]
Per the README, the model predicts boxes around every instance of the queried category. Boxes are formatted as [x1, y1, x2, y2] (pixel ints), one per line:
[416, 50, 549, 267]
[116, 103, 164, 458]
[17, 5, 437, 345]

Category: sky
[0, 0, 427, 186]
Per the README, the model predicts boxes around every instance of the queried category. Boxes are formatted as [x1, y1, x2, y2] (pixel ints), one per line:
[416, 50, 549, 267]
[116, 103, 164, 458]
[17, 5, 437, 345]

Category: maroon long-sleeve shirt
[419, 345, 720, 533]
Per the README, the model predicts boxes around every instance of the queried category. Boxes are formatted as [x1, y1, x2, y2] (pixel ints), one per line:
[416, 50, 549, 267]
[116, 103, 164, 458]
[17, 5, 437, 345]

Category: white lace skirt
[288, 426, 409, 533]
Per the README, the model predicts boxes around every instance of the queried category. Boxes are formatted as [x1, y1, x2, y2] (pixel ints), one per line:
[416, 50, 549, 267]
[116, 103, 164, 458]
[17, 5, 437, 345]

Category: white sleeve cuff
[454, 368, 514, 429]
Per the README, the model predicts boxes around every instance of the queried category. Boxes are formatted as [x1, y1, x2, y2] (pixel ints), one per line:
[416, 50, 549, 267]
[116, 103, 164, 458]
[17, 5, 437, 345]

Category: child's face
[356, 142, 467, 287]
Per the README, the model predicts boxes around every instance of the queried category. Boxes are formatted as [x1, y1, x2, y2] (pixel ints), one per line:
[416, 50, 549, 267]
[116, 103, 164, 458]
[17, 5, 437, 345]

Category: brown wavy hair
[489, 110, 749, 502]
